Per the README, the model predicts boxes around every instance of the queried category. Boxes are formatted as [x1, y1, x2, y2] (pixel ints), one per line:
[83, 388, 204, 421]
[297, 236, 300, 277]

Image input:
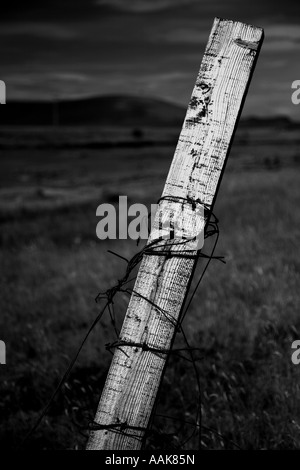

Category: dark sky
[1, 0, 300, 118]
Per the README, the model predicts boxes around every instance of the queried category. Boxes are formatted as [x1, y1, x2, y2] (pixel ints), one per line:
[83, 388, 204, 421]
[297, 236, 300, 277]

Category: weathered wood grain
[87, 17, 264, 450]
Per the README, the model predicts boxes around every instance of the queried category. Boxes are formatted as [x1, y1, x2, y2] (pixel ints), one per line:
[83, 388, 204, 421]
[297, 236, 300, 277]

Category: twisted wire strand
[20, 195, 237, 450]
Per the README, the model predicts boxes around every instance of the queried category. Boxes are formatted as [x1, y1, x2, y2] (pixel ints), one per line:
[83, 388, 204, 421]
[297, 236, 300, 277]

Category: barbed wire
[20, 194, 241, 450]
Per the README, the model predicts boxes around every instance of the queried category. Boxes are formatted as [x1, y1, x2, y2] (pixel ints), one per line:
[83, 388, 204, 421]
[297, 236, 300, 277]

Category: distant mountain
[0, 95, 298, 129]
[0, 95, 186, 127]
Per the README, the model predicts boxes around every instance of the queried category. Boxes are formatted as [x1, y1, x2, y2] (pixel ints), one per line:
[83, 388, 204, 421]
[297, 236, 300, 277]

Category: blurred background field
[1, 100, 300, 449]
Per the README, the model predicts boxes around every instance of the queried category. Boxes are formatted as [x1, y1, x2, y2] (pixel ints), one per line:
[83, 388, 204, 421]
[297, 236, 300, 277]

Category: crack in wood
[234, 37, 260, 51]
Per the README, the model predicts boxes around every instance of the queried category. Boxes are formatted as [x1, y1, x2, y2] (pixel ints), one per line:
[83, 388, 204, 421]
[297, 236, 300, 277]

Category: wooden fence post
[87, 17, 264, 450]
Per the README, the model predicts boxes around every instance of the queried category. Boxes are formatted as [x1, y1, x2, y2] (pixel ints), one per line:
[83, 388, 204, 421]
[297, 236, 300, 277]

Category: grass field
[1, 125, 300, 449]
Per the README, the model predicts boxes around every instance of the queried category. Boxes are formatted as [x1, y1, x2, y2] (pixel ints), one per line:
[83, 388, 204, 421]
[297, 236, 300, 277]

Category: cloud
[154, 27, 210, 44]
[0, 23, 78, 40]
[263, 40, 300, 52]
[5, 72, 90, 100]
[95, 0, 197, 13]
[263, 24, 300, 51]
[266, 24, 300, 41]
[263, 58, 287, 68]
